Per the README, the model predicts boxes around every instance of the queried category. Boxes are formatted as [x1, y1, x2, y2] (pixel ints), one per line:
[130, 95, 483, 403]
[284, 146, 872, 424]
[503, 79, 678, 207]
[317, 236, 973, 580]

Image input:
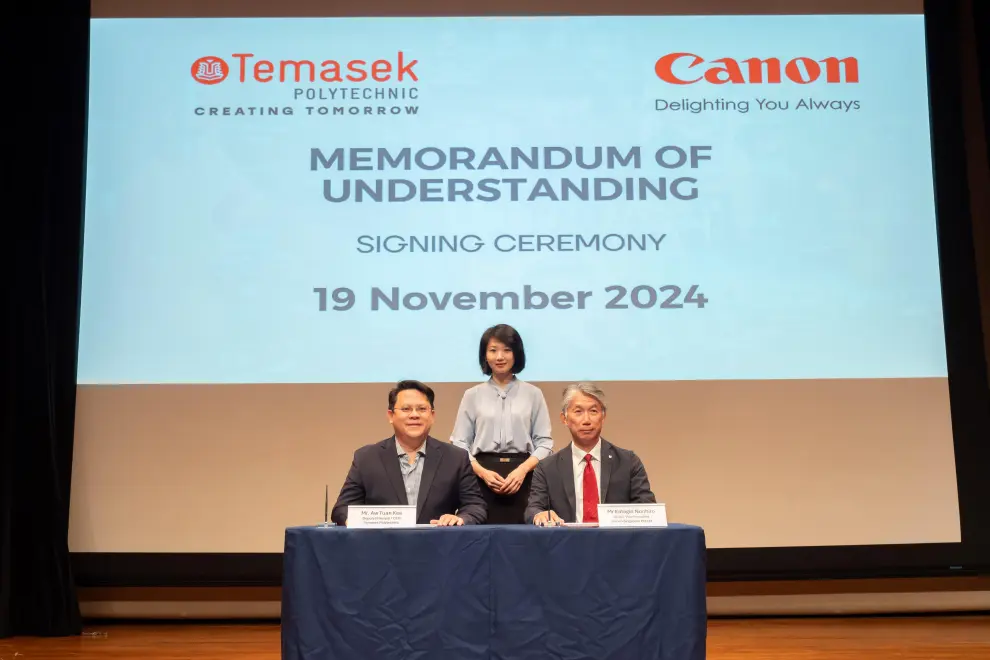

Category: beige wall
[68, 378, 959, 552]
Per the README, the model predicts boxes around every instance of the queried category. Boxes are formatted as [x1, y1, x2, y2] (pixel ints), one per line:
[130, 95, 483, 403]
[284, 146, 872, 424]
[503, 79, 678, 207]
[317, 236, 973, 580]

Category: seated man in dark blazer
[525, 382, 656, 525]
[332, 380, 487, 526]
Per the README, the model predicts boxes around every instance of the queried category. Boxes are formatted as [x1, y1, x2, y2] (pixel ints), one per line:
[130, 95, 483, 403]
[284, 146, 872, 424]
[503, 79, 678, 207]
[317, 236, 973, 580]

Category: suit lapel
[417, 437, 442, 515]
[379, 437, 408, 505]
[558, 445, 576, 521]
[600, 439, 614, 502]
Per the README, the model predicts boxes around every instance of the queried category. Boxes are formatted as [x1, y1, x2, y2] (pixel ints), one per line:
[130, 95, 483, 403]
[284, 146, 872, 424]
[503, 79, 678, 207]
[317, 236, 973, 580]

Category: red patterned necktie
[582, 454, 599, 523]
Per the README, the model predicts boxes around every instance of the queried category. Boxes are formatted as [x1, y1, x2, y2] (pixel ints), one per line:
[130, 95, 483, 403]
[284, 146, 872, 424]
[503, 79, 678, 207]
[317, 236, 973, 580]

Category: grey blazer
[524, 439, 656, 523]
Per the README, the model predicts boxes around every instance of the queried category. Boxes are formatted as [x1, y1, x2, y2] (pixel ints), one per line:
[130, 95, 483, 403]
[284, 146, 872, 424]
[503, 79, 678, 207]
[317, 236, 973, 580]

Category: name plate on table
[598, 503, 668, 528]
[347, 505, 417, 528]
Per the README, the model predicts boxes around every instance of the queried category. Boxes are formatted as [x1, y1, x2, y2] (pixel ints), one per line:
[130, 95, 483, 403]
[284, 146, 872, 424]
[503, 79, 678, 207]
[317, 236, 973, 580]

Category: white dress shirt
[571, 439, 602, 523]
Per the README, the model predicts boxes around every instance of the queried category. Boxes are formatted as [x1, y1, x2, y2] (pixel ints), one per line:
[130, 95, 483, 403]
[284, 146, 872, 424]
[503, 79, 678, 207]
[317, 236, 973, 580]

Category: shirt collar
[395, 436, 427, 456]
[487, 376, 518, 394]
[571, 438, 602, 463]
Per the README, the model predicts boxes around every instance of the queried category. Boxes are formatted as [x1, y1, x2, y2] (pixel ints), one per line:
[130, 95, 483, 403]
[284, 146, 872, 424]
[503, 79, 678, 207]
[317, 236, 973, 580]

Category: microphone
[322, 485, 330, 527]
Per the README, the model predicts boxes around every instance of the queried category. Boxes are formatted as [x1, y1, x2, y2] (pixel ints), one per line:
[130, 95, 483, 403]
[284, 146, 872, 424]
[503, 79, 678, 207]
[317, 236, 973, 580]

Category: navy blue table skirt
[282, 524, 706, 660]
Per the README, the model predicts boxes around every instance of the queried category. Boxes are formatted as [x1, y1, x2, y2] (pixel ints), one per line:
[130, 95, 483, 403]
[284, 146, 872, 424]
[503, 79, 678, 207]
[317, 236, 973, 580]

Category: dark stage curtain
[971, 0, 990, 168]
[0, 5, 88, 638]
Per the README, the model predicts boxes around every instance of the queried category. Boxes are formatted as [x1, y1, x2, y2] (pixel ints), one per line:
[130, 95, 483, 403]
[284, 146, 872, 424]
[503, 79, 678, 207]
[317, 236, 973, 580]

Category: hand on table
[532, 510, 564, 527]
[431, 514, 465, 527]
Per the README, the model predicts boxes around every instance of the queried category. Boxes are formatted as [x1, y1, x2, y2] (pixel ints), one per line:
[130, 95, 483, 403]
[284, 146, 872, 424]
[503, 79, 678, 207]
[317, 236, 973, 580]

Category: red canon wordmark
[655, 53, 859, 84]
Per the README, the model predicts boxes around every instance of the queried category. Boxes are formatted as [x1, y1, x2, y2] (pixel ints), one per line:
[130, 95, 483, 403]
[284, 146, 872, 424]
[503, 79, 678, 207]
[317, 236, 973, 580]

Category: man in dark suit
[332, 380, 487, 526]
[525, 382, 656, 525]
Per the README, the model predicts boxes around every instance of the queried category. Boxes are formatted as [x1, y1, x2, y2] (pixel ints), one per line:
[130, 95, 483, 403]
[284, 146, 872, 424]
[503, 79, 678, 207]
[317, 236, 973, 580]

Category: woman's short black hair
[388, 380, 435, 410]
[478, 324, 526, 375]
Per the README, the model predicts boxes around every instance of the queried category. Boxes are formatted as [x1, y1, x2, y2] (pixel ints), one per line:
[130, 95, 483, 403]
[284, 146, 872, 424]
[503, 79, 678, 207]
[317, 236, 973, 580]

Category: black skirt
[475, 452, 532, 525]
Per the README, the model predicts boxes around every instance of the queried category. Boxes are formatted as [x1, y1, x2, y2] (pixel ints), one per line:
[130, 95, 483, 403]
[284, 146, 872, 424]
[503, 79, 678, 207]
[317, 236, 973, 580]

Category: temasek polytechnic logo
[191, 56, 229, 84]
[188, 52, 421, 119]
[189, 52, 419, 84]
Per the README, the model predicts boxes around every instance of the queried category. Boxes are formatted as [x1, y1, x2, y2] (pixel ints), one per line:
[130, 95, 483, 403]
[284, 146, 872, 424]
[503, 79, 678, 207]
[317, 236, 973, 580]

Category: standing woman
[451, 324, 554, 524]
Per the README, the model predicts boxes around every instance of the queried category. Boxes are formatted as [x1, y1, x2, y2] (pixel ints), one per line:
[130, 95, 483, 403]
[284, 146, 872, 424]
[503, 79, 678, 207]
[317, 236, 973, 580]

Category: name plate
[598, 503, 668, 528]
[347, 505, 417, 528]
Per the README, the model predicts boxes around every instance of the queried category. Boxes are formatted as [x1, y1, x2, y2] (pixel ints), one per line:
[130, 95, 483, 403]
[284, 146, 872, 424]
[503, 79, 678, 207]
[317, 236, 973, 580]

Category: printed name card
[597, 503, 668, 528]
[347, 505, 417, 528]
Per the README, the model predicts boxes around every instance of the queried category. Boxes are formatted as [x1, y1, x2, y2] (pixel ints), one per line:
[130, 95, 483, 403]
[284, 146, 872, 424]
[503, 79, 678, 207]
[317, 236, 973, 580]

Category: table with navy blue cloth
[281, 524, 707, 660]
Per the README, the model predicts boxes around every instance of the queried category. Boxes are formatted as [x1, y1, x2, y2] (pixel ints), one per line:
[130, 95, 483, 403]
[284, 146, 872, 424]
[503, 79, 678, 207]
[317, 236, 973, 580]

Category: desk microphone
[321, 485, 333, 527]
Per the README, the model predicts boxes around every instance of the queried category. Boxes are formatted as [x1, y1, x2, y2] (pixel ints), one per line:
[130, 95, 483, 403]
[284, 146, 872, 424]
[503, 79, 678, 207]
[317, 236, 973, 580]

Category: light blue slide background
[79, 15, 946, 384]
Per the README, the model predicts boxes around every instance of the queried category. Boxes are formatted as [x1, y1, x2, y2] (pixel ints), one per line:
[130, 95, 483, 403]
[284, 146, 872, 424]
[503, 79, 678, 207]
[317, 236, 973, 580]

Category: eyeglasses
[394, 406, 432, 415]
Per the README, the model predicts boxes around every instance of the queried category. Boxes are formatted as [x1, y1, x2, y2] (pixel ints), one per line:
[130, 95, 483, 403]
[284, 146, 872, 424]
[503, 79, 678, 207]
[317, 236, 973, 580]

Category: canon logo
[655, 53, 859, 84]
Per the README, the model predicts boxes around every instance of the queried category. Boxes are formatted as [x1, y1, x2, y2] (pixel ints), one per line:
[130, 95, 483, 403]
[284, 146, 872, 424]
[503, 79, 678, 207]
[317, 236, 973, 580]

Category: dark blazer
[331, 436, 487, 526]
[524, 438, 656, 524]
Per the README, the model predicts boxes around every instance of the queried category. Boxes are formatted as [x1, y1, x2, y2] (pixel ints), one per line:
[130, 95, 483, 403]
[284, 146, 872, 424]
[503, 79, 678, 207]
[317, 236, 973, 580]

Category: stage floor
[2, 616, 989, 659]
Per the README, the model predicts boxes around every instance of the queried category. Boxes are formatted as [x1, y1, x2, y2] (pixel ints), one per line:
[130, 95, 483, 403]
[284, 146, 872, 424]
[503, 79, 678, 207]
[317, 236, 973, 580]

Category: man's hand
[532, 510, 564, 527]
[430, 514, 465, 527]
[498, 467, 526, 495]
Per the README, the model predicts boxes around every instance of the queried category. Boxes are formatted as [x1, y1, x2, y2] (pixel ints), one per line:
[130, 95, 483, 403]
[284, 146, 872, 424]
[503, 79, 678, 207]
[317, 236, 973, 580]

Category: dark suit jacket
[524, 438, 656, 524]
[331, 436, 487, 526]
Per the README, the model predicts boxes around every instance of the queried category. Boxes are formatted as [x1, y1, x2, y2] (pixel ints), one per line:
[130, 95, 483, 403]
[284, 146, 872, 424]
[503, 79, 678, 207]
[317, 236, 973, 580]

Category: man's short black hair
[478, 324, 526, 375]
[388, 380, 436, 410]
